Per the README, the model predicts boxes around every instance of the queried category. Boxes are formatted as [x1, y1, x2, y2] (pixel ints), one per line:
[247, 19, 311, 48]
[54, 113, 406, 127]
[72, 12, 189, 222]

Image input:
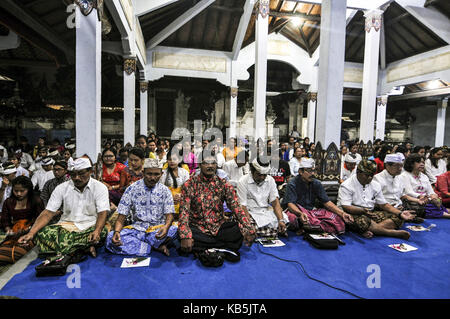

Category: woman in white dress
[160, 153, 190, 218]
[401, 153, 450, 219]
[424, 147, 446, 185]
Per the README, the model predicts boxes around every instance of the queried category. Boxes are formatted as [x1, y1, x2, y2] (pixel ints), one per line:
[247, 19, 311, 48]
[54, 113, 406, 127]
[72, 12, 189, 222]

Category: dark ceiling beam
[209, 5, 244, 14]
[0, 11, 62, 66]
[0, 0, 73, 63]
[299, 25, 312, 57]
[385, 12, 409, 27]
[267, 10, 321, 21]
[389, 87, 450, 101]
[269, 0, 285, 28]
[0, 58, 57, 68]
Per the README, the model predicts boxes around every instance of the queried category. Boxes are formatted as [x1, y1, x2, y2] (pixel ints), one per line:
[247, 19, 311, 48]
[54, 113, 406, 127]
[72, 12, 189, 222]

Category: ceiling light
[290, 17, 302, 27]
[426, 80, 441, 90]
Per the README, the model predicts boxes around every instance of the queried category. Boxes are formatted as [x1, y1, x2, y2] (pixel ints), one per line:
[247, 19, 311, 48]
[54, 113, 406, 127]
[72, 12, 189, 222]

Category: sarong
[191, 221, 243, 253]
[35, 224, 108, 256]
[105, 224, 178, 256]
[0, 219, 34, 264]
[347, 210, 403, 234]
[285, 204, 345, 235]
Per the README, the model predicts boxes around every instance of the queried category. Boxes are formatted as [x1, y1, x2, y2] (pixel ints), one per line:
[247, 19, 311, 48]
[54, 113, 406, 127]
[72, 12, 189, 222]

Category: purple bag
[424, 203, 448, 218]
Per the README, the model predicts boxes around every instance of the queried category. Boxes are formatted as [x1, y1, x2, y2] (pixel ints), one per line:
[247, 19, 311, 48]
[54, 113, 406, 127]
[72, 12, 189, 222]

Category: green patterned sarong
[35, 224, 107, 256]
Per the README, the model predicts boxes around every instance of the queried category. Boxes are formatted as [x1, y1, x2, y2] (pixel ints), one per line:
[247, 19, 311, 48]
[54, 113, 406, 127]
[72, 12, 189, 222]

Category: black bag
[35, 250, 87, 277]
[304, 233, 341, 250]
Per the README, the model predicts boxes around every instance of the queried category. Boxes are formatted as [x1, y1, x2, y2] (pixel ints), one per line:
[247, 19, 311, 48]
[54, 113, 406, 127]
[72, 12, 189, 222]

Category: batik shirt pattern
[118, 180, 175, 232]
[178, 174, 255, 239]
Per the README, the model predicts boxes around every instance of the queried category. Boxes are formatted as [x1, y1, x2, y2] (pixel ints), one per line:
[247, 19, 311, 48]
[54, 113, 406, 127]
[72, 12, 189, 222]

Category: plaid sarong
[35, 224, 107, 256]
[348, 210, 403, 234]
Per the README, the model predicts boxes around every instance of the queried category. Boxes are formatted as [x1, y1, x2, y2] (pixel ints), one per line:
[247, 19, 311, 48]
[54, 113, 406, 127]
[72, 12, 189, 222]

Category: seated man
[178, 154, 256, 267]
[18, 157, 110, 265]
[337, 160, 415, 239]
[339, 153, 357, 184]
[282, 158, 353, 235]
[106, 159, 177, 256]
[222, 150, 250, 186]
[31, 157, 55, 192]
[373, 153, 423, 223]
[236, 158, 288, 239]
[0, 162, 17, 214]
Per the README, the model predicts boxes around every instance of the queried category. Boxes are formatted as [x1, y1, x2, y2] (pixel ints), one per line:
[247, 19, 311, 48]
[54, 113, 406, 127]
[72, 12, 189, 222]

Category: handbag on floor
[303, 233, 342, 249]
[35, 250, 87, 277]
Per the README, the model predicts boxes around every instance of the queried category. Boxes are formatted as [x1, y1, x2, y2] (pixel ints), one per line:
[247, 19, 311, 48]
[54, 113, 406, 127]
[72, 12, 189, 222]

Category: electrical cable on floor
[256, 244, 365, 299]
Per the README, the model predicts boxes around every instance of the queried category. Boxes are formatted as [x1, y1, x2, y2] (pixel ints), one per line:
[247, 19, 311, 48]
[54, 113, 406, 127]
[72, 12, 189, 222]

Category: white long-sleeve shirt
[424, 158, 446, 184]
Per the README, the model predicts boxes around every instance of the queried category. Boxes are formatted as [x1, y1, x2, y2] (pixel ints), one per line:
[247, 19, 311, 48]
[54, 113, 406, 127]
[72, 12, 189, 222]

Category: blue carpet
[1, 219, 449, 299]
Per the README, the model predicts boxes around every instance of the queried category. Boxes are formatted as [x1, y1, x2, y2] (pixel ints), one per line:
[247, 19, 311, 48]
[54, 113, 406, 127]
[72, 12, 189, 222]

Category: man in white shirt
[15, 149, 33, 169]
[29, 147, 49, 172]
[339, 153, 357, 184]
[222, 150, 250, 186]
[19, 157, 110, 263]
[0, 162, 17, 214]
[31, 157, 55, 192]
[338, 160, 415, 239]
[374, 153, 426, 223]
[237, 158, 288, 239]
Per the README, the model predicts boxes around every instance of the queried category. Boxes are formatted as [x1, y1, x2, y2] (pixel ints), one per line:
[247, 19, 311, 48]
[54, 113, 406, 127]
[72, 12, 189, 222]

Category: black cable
[256, 244, 366, 299]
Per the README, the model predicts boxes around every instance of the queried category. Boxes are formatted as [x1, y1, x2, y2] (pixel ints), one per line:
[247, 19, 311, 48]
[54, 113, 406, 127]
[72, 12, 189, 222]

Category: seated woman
[120, 147, 145, 192]
[424, 147, 446, 186]
[101, 148, 126, 206]
[289, 147, 306, 177]
[182, 141, 198, 175]
[401, 153, 450, 219]
[160, 153, 190, 218]
[0, 176, 44, 264]
[374, 144, 392, 174]
[433, 162, 450, 208]
[155, 140, 167, 166]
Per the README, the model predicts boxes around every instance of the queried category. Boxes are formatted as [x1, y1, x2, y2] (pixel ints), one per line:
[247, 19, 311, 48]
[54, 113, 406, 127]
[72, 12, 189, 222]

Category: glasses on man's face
[202, 160, 217, 166]
[304, 168, 316, 173]
[53, 167, 65, 172]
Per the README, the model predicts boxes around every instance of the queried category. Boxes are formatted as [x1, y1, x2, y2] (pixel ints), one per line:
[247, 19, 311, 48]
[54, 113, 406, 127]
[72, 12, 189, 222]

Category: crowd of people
[0, 131, 449, 272]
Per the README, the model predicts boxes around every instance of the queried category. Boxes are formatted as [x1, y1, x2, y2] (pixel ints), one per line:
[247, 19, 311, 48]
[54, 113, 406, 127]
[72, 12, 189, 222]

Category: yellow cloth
[148, 152, 157, 159]
[169, 187, 182, 214]
[124, 222, 178, 233]
[162, 162, 190, 173]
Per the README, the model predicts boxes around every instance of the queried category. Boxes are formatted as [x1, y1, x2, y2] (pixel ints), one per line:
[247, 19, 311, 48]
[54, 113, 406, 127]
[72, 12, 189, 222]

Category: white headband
[68, 157, 92, 171]
[384, 153, 405, 163]
[299, 158, 315, 169]
[42, 158, 55, 166]
[344, 153, 358, 163]
[251, 159, 271, 174]
[143, 158, 163, 169]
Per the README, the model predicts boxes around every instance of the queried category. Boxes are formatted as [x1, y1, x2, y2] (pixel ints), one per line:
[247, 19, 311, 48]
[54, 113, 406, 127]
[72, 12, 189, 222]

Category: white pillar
[315, 0, 346, 147]
[253, 0, 269, 141]
[139, 81, 148, 136]
[359, 10, 383, 143]
[230, 87, 238, 138]
[375, 95, 388, 140]
[75, 5, 101, 161]
[307, 92, 317, 141]
[123, 58, 136, 146]
[435, 99, 447, 147]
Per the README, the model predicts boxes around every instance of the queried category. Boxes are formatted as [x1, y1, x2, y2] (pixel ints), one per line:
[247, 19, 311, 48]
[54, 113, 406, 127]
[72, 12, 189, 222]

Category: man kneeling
[337, 160, 415, 239]
[178, 154, 256, 267]
[106, 159, 177, 256]
[18, 158, 110, 273]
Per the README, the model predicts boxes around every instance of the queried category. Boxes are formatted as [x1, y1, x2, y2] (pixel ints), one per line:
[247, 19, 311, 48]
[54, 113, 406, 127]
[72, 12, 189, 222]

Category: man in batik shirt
[178, 154, 256, 267]
[106, 158, 177, 256]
